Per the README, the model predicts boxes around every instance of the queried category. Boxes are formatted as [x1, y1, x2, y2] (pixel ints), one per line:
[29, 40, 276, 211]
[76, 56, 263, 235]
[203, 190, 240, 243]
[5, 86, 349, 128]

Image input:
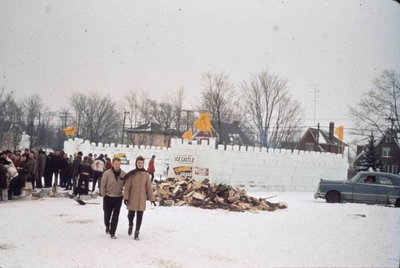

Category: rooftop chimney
[329, 122, 334, 141]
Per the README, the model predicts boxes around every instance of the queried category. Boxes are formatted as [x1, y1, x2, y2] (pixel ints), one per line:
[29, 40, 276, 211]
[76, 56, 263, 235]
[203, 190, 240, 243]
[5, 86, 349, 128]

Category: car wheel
[326, 191, 340, 203]
[396, 199, 400, 208]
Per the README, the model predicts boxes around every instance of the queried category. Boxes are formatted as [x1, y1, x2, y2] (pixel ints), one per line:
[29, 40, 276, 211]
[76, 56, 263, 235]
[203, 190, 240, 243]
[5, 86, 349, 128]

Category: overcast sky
[1, 0, 400, 138]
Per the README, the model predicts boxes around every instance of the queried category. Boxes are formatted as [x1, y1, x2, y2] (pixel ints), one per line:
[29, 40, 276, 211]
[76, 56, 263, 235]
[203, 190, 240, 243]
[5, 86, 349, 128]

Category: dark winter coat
[51, 155, 62, 172]
[25, 158, 37, 182]
[60, 157, 68, 172]
[0, 163, 7, 189]
[44, 155, 53, 178]
[62, 160, 73, 179]
[72, 156, 82, 179]
[78, 160, 92, 177]
[37, 152, 46, 176]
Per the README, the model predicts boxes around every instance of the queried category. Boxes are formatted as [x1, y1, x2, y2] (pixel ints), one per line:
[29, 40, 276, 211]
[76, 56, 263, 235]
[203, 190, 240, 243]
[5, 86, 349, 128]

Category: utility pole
[77, 112, 81, 137]
[121, 111, 130, 145]
[310, 84, 319, 125]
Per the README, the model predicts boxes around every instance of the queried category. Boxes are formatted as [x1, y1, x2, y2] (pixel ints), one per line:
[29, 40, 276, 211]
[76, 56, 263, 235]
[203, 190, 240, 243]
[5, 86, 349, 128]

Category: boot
[105, 225, 110, 234]
[128, 225, 133, 236]
[134, 231, 140, 241]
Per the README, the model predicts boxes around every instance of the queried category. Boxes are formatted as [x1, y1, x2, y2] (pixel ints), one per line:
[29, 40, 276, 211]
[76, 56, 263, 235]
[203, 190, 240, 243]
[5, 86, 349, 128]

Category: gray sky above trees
[1, 0, 400, 138]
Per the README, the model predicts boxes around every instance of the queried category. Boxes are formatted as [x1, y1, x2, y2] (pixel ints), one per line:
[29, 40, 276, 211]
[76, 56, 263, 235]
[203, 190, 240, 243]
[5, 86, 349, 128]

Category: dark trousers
[36, 171, 43, 188]
[44, 173, 52, 188]
[150, 173, 154, 183]
[92, 171, 103, 192]
[77, 174, 89, 195]
[103, 195, 123, 236]
[8, 177, 22, 199]
[127, 211, 144, 232]
[60, 171, 66, 187]
[64, 176, 73, 190]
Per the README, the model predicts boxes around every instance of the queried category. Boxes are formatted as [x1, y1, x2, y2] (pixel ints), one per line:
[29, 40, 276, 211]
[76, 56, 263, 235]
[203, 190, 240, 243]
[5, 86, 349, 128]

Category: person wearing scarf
[123, 156, 156, 240]
[100, 157, 126, 239]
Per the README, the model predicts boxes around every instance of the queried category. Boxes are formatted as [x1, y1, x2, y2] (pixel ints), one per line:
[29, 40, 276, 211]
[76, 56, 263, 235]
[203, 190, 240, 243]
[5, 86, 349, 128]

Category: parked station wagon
[314, 171, 400, 207]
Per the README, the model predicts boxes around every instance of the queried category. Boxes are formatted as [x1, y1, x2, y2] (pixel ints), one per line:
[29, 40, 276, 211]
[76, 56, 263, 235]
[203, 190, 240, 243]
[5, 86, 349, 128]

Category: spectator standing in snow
[36, 149, 46, 188]
[0, 161, 7, 201]
[43, 152, 53, 188]
[100, 157, 125, 239]
[123, 156, 156, 240]
[72, 152, 82, 195]
[147, 155, 156, 182]
[105, 157, 112, 170]
[76, 156, 92, 196]
[51, 151, 62, 186]
[26, 151, 37, 189]
[62, 155, 73, 190]
[59, 152, 69, 188]
[91, 154, 105, 193]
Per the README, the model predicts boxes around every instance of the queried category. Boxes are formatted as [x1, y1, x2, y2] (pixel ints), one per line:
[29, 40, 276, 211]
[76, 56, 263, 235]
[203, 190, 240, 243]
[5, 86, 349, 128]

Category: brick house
[296, 122, 347, 154]
[352, 128, 400, 174]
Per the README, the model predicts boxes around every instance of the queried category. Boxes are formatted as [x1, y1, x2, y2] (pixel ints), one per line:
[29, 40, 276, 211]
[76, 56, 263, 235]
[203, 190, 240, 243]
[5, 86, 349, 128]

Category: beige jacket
[100, 169, 126, 197]
[123, 170, 155, 211]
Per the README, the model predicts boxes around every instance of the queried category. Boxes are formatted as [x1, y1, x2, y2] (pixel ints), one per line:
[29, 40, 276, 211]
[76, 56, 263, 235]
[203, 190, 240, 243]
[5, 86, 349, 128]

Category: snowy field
[0, 192, 399, 268]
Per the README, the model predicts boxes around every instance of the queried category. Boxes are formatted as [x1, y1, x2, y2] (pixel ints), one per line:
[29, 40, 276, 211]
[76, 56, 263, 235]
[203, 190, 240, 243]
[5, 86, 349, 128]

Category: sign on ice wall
[168, 144, 211, 181]
[64, 138, 349, 192]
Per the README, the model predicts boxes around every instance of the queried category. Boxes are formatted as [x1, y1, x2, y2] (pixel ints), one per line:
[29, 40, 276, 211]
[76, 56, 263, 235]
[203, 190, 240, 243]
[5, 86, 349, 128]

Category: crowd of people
[0, 149, 113, 201]
[1, 150, 157, 240]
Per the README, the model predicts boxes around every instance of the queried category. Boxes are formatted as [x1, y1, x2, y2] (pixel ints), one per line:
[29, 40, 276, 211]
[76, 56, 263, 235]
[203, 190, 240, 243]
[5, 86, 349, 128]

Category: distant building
[125, 122, 179, 147]
[352, 128, 400, 174]
[296, 122, 347, 154]
[193, 120, 254, 146]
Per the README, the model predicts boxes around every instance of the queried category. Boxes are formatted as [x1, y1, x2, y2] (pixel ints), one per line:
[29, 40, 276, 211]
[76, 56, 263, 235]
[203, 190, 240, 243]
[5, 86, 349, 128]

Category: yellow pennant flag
[182, 128, 193, 141]
[64, 127, 77, 137]
[335, 126, 344, 141]
[194, 113, 211, 132]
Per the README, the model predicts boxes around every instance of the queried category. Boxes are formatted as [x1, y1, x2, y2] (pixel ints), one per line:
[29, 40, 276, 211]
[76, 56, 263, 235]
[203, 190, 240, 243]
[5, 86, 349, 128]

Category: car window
[358, 175, 376, 184]
[377, 176, 394, 186]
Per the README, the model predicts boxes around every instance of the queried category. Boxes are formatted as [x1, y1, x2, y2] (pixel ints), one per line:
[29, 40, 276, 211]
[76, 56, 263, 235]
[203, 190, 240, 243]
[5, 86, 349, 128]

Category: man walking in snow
[100, 157, 125, 239]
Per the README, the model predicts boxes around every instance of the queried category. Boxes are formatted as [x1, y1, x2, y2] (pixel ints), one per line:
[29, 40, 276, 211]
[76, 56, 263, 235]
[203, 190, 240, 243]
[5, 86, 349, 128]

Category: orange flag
[335, 126, 344, 141]
[182, 129, 193, 141]
[194, 113, 211, 132]
[64, 127, 77, 137]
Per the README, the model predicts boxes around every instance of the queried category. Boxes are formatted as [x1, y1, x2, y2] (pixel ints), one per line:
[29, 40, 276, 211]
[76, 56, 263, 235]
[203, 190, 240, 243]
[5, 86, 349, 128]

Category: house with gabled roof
[296, 122, 347, 154]
[192, 120, 254, 147]
[352, 128, 400, 174]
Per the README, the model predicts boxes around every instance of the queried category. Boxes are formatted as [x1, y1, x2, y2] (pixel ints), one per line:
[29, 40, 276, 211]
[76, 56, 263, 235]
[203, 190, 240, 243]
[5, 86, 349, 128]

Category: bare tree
[0, 88, 24, 149]
[125, 90, 142, 128]
[241, 70, 303, 149]
[22, 94, 44, 149]
[173, 87, 185, 132]
[69, 92, 121, 143]
[200, 72, 239, 137]
[350, 70, 400, 140]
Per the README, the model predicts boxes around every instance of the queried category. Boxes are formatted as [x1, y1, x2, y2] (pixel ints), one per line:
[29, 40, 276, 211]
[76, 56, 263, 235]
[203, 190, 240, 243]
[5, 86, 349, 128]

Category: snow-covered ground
[0, 192, 399, 268]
